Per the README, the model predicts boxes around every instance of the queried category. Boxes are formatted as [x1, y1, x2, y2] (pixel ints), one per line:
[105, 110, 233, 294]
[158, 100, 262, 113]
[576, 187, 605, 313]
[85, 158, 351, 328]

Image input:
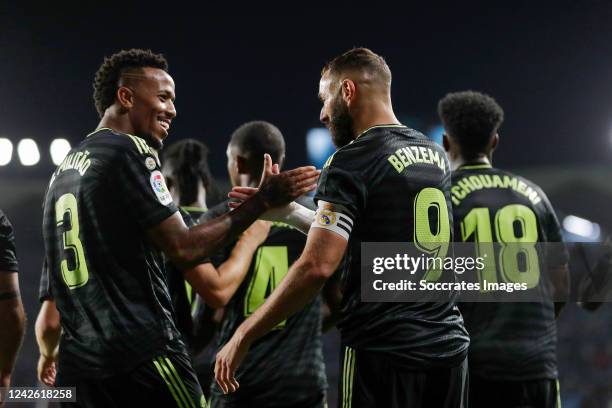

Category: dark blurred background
[2, 2, 612, 407]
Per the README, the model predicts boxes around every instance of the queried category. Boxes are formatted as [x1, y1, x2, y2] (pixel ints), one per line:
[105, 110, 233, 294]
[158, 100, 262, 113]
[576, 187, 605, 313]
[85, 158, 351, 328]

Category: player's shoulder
[324, 125, 428, 170]
[0, 209, 14, 238]
[84, 128, 154, 157]
[495, 167, 546, 194]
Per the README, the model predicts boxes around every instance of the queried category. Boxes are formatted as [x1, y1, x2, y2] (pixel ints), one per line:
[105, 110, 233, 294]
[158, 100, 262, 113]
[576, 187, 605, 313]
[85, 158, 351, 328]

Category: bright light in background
[428, 125, 445, 146]
[563, 214, 601, 240]
[0, 138, 13, 166]
[306, 128, 335, 169]
[50, 138, 71, 165]
[17, 139, 40, 166]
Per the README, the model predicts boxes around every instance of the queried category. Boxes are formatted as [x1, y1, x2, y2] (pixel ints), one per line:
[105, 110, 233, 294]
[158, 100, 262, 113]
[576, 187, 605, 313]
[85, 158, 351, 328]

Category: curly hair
[92, 49, 168, 118]
[161, 139, 223, 208]
[437, 90, 504, 159]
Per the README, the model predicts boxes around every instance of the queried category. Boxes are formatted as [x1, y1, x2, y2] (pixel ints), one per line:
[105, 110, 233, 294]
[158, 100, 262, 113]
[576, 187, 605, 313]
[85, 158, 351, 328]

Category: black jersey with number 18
[314, 125, 469, 369]
[42, 128, 185, 378]
[452, 164, 567, 381]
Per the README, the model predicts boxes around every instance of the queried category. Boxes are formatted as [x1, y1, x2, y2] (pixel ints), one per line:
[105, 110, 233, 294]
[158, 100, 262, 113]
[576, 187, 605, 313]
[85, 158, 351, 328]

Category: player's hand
[228, 187, 258, 208]
[214, 331, 251, 394]
[256, 154, 319, 208]
[239, 221, 271, 249]
[37, 354, 57, 387]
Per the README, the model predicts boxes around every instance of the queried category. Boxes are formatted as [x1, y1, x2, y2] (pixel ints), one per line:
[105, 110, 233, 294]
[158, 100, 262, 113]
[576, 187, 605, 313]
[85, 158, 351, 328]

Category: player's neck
[97, 112, 135, 136]
[451, 155, 492, 171]
[352, 103, 400, 138]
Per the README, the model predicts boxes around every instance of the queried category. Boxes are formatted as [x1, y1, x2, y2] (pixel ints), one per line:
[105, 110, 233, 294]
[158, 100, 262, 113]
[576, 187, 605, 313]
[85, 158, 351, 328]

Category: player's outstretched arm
[214, 227, 347, 394]
[0, 272, 25, 390]
[148, 155, 318, 270]
[228, 187, 315, 235]
[35, 300, 60, 386]
[185, 221, 270, 308]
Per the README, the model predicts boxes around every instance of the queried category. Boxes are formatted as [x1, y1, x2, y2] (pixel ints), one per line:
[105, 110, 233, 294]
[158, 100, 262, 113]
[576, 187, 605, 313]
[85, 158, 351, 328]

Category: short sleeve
[538, 192, 569, 267]
[0, 210, 19, 273]
[39, 258, 53, 302]
[116, 147, 178, 229]
[313, 152, 367, 222]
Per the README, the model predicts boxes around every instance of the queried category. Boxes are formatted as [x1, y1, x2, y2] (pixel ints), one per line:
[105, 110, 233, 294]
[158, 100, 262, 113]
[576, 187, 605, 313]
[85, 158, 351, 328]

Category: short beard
[329, 98, 355, 148]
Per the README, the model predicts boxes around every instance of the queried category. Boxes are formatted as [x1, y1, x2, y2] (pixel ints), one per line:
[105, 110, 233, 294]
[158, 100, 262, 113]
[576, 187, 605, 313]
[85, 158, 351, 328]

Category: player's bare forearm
[321, 271, 343, 332]
[35, 300, 61, 358]
[214, 234, 263, 302]
[150, 193, 269, 269]
[184, 221, 270, 308]
[0, 273, 26, 379]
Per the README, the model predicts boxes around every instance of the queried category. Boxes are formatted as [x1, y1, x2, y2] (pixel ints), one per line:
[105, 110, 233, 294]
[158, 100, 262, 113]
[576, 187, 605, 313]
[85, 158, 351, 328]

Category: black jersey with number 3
[314, 125, 469, 369]
[211, 223, 327, 407]
[452, 164, 566, 380]
[42, 128, 185, 378]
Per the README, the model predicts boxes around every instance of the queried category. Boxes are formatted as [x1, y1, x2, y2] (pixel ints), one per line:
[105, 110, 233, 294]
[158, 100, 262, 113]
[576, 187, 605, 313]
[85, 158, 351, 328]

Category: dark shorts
[469, 374, 560, 408]
[338, 346, 468, 408]
[210, 390, 327, 408]
[57, 352, 205, 408]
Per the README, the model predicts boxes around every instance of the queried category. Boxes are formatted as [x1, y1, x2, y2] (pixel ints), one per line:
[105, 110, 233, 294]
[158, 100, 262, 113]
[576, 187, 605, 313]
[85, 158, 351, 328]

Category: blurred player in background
[161, 139, 269, 348]
[0, 209, 26, 399]
[439, 90, 569, 408]
[41, 48, 318, 407]
[209, 121, 328, 408]
[215, 48, 469, 408]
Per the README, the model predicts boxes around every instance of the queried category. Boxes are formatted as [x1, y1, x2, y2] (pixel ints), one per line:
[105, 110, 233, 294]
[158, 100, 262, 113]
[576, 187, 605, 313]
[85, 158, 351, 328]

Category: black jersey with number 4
[211, 222, 327, 407]
[452, 164, 566, 381]
[42, 128, 185, 378]
[314, 125, 469, 369]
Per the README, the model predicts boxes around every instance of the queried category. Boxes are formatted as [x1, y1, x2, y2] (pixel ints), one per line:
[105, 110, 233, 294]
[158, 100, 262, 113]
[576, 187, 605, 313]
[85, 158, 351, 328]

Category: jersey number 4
[244, 246, 289, 329]
[55, 193, 89, 289]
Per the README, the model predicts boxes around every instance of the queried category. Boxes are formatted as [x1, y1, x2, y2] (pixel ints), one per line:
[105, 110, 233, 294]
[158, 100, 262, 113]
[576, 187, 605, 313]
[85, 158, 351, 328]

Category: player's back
[315, 125, 469, 369]
[42, 128, 183, 378]
[210, 223, 326, 407]
[452, 164, 563, 380]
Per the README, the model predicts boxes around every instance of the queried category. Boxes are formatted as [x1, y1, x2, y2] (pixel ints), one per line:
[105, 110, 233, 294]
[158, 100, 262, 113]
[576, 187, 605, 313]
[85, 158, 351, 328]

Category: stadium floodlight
[17, 138, 40, 166]
[0, 138, 13, 166]
[563, 214, 601, 240]
[50, 138, 72, 165]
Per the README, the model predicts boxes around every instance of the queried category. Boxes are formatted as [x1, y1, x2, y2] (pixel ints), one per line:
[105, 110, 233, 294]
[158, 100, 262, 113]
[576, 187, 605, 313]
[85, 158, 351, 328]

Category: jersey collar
[355, 124, 406, 140]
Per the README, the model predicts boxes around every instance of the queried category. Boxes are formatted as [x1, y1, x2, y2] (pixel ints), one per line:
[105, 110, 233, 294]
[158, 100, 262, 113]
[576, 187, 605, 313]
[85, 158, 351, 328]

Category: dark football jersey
[0, 210, 19, 273]
[42, 128, 184, 378]
[452, 164, 566, 380]
[211, 223, 327, 406]
[314, 125, 469, 369]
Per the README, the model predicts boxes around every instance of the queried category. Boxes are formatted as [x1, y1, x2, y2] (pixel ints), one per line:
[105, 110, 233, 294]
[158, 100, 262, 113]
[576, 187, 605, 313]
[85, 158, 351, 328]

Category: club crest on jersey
[145, 156, 157, 171]
[150, 170, 173, 205]
[317, 209, 336, 226]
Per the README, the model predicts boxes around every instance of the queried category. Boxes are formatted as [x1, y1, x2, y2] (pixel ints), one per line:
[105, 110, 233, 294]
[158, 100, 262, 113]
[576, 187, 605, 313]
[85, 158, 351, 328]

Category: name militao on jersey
[42, 128, 184, 377]
[211, 222, 327, 406]
[452, 164, 567, 380]
[314, 125, 469, 369]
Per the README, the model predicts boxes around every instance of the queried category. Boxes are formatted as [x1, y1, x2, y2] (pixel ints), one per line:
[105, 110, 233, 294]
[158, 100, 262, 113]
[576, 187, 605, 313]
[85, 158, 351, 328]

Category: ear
[490, 133, 499, 152]
[236, 155, 249, 175]
[341, 79, 357, 105]
[116, 86, 135, 110]
[442, 134, 450, 152]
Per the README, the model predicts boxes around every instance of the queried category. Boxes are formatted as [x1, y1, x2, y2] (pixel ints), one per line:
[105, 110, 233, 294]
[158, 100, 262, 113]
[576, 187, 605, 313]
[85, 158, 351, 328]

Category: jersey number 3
[56, 193, 89, 289]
